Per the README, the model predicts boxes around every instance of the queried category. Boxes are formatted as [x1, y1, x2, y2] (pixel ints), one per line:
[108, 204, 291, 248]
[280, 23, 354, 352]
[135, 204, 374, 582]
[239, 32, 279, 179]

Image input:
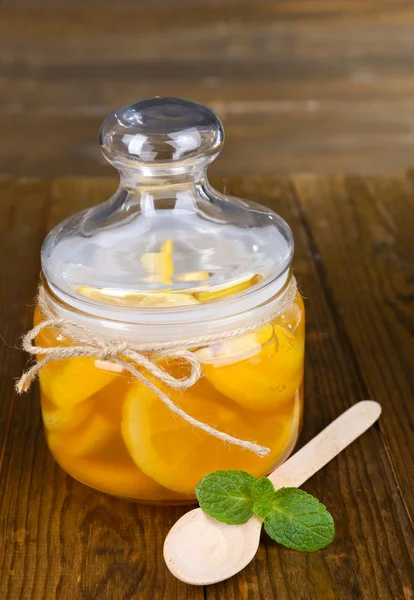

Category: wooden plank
[1, 1, 414, 177]
[0, 178, 49, 457]
[1, 1, 413, 27]
[4, 77, 414, 116]
[2, 4, 413, 86]
[0, 178, 203, 600]
[1, 102, 414, 178]
[3, 0, 412, 13]
[206, 175, 414, 599]
[291, 174, 414, 514]
[2, 17, 414, 67]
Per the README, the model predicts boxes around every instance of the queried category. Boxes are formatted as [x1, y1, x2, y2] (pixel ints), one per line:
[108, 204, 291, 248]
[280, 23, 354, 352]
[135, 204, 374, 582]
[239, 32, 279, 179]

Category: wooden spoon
[164, 400, 381, 585]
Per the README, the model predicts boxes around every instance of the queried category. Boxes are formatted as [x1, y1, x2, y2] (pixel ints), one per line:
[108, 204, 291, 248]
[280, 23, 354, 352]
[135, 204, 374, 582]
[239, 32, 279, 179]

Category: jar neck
[118, 162, 209, 189]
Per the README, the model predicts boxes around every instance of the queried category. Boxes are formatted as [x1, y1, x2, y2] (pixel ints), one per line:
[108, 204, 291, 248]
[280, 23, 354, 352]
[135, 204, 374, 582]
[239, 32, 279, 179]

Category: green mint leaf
[255, 488, 335, 552]
[253, 496, 274, 519]
[196, 470, 256, 524]
[252, 477, 274, 500]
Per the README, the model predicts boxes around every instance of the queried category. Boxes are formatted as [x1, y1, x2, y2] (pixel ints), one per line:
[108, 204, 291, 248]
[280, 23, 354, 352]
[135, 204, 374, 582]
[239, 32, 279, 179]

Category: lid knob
[100, 97, 224, 169]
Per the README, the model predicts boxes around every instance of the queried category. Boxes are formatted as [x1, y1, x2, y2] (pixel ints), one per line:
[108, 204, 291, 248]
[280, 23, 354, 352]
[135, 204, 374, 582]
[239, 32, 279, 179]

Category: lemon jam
[33, 98, 305, 503]
[35, 286, 304, 501]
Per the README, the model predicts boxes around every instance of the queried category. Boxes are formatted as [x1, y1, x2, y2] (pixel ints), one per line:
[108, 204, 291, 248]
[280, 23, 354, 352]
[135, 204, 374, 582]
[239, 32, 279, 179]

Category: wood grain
[1, 0, 414, 177]
[0, 178, 203, 600]
[0, 178, 49, 453]
[206, 175, 414, 600]
[291, 174, 414, 514]
[0, 174, 413, 599]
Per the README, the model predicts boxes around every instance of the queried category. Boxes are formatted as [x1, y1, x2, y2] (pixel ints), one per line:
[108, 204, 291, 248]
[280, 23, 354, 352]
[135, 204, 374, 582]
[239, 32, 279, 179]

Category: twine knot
[15, 277, 298, 457]
[99, 341, 129, 362]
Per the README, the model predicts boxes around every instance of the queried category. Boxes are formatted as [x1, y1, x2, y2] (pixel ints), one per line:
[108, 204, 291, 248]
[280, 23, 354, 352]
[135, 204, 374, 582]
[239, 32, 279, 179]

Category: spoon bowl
[164, 509, 262, 585]
[164, 401, 381, 585]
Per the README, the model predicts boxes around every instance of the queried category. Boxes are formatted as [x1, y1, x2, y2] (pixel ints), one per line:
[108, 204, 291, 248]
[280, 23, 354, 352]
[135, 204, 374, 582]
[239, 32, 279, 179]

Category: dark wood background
[1, 0, 414, 178]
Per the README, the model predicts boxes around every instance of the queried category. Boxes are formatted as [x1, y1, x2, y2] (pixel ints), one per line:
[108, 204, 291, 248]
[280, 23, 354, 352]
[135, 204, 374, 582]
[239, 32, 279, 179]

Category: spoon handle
[268, 401, 381, 489]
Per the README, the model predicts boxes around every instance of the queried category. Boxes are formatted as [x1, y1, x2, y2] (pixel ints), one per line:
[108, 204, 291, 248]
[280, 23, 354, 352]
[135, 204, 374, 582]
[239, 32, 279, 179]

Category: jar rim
[42, 269, 296, 343]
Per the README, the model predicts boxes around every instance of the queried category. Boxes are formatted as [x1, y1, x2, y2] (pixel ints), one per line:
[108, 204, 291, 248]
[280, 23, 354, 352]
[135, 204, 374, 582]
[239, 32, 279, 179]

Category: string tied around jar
[16, 276, 298, 458]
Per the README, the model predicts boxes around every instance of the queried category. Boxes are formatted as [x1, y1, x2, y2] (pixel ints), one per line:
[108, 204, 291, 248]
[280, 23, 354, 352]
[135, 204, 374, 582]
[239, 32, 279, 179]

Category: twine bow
[16, 277, 297, 457]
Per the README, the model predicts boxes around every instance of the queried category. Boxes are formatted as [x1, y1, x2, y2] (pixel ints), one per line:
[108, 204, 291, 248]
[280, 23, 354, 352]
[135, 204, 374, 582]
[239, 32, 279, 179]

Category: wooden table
[0, 174, 413, 599]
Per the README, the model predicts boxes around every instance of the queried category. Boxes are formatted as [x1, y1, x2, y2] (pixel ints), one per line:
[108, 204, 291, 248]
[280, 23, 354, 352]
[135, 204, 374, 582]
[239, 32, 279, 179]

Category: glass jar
[32, 98, 305, 504]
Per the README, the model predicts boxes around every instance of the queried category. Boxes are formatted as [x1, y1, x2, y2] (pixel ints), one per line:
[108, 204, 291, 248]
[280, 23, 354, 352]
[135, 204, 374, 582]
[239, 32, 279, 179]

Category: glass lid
[42, 97, 293, 315]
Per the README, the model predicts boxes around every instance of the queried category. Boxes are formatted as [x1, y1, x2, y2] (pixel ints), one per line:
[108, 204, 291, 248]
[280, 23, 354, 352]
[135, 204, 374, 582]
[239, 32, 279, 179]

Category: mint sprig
[254, 488, 335, 551]
[252, 476, 274, 500]
[196, 470, 335, 552]
[195, 470, 256, 524]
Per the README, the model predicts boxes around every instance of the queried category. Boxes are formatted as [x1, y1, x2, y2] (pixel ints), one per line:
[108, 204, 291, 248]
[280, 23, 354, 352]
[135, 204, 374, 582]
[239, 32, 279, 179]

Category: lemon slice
[39, 357, 119, 409]
[122, 373, 288, 494]
[77, 286, 199, 308]
[200, 324, 304, 411]
[141, 239, 174, 285]
[66, 412, 118, 458]
[71, 459, 189, 500]
[175, 270, 210, 283]
[36, 308, 119, 409]
[62, 375, 132, 457]
[47, 437, 191, 500]
[133, 292, 199, 308]
[41, 394, 95, 432]
[194, 273, 262, 303]
[77, 240, 201, 305]
[70, 459, 166, 499]
[77, 285, 142, 306]
[197, 324, 275, 366]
